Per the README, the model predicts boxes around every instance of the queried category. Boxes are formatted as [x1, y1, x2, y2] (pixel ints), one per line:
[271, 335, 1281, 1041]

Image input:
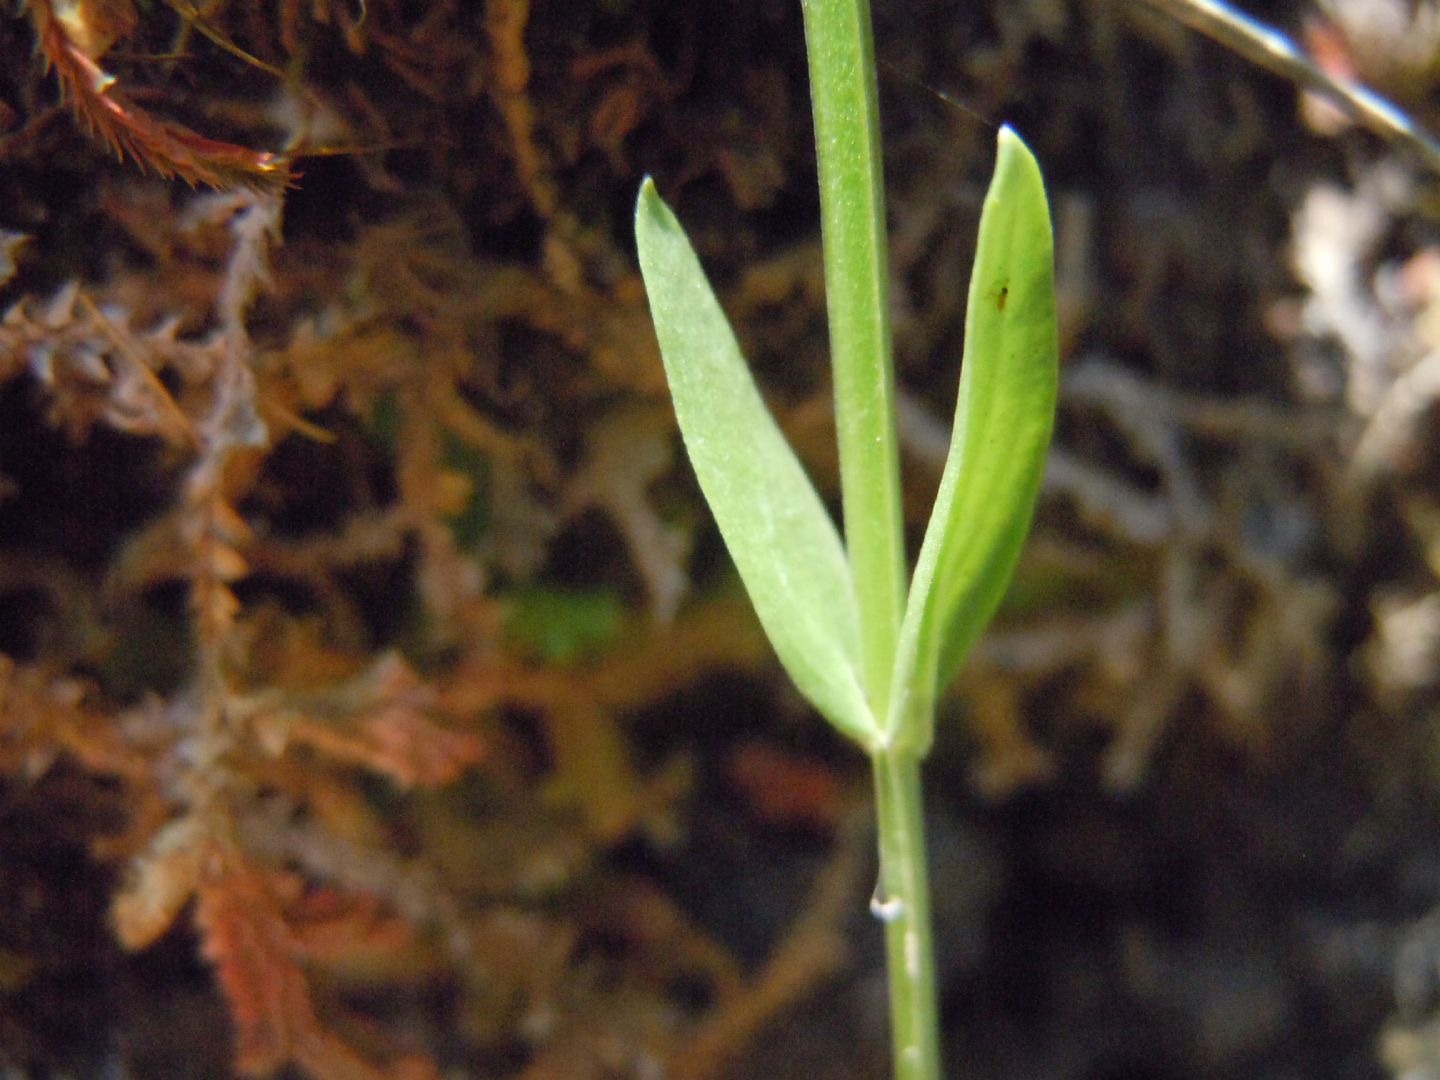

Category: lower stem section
[871, 748, 941, 1080]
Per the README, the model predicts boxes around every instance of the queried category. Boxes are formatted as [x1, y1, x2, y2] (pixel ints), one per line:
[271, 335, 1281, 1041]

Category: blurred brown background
[2, 1, 1439, 1077]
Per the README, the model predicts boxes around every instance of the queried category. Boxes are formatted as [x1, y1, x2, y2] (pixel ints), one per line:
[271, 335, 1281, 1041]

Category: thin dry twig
[1135, 0, 1440, 170]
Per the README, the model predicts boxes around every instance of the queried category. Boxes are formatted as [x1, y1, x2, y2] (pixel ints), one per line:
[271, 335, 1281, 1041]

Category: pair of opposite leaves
[635, 128, 1057, 757]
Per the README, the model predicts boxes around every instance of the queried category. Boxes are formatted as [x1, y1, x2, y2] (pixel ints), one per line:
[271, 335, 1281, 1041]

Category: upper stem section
[800, 0, 906, 718]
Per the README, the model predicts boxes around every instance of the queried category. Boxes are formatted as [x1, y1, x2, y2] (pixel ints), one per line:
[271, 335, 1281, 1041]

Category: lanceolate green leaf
[887, 127, 1058, 751]
[635, 179, 879, 748]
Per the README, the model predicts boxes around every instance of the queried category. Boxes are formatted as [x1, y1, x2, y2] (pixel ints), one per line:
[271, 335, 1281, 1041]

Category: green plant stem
[872, 748, 940, 1080]
[801, 2, 940, 1075]
[799, 0, 905, 716]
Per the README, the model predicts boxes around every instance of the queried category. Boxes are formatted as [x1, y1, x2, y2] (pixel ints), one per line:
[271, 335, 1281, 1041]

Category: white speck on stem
[870, 893, 905, 923]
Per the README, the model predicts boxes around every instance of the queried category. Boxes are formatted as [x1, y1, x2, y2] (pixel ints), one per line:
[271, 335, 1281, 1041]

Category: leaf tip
[635, 176, 683, 254]
[636, 175, 664, 223]
[996, 124, 1033, 164]
[992, 126, 1047, 210]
